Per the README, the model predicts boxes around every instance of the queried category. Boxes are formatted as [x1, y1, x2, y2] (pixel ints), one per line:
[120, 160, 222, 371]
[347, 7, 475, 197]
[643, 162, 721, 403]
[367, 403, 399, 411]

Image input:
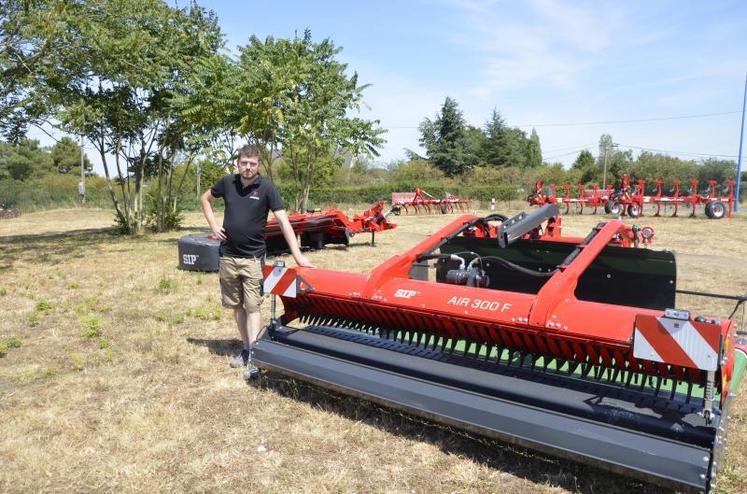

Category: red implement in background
[391, 187, 471, 214]
[265, 200, 397, 251]
[529, 177, 735, 219]
[178, 201, 396, 272]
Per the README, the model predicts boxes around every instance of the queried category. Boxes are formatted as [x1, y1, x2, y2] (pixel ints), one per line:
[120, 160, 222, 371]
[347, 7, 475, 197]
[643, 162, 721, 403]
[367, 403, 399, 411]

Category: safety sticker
[263, 265, 297, 298]
[633, 314, 721, 371]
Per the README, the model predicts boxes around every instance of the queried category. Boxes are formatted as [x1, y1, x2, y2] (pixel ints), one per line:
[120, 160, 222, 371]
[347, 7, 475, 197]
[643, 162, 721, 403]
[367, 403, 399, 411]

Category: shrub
[81, 315, 103, 339]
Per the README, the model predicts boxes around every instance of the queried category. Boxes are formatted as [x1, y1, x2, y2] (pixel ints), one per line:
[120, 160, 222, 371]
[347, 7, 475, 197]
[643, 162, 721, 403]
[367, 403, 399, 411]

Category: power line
[515, 110, 742, 128]
[382, 110, 742, 130]
[543, 149, 588, 161]
[543, 142, 595, 153]
[614, 142, 739, 159]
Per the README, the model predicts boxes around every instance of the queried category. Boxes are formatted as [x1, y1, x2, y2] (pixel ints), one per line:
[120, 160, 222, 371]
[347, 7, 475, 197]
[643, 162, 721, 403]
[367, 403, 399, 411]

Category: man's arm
[200, 189, 226, 241]
[272, 209, 315, 268]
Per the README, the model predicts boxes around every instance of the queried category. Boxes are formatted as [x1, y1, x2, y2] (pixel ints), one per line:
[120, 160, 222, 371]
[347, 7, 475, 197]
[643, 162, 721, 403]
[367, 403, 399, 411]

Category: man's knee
[242, 297, 261, 314]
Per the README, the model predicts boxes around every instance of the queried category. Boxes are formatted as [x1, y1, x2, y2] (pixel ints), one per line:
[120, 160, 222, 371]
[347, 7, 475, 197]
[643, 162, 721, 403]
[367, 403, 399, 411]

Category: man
[201, 145, 314, 379]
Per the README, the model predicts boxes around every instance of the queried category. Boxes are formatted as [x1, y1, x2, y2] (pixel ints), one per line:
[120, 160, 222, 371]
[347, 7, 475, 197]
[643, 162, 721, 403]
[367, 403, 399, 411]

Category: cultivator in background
[178, 201, 396, 271]
[391, 188, 471, 214]
[528, 180, 612, 215]
[529, 177, 736, 219]
[256, 204, 747, 493]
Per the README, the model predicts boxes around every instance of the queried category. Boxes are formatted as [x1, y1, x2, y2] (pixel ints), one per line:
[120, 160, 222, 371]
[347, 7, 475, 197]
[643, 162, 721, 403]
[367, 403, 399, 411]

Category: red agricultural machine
[178, 201, 396, 271]
[528, 180, 612, 215]
[391, 188, 471, 214]
[529, 177, 736, 219]
[640, 178, 736, 219]
[256, 204, 747, 493]
[265, 200, 397, 251]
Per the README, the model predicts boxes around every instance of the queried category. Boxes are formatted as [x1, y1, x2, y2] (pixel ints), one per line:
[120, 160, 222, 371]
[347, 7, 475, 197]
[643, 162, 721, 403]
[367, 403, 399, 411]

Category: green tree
[1, 0, 223, 232]
[257, 32, 385, 209]
[572, 149, 596, 183]
[464, 125, 487, 167]
[597, 134, 632, 185]
[179, 31, 386, 210]
[630, 152, 697, 192]
[172, 53, 243, 173]
[526, 128, 542, 168]
[481, 109, 527, 168]
[696, 158, 736, 186]
[389, 159, 445, 184]
[598, 133, 615, 167]
[0, 139, 52, 180]
[419, 97, 475, 176]
[50, 137, 92, 174]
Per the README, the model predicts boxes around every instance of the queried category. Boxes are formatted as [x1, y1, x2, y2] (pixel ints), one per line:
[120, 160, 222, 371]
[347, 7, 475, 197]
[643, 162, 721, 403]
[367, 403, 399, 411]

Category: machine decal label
[447, 296, 512, 312]
[394, 289, 418, 299]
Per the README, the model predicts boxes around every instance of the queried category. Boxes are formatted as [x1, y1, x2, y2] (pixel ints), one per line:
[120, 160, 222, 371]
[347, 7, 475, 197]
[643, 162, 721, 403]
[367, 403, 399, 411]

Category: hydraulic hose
[731, 344, 747, 395]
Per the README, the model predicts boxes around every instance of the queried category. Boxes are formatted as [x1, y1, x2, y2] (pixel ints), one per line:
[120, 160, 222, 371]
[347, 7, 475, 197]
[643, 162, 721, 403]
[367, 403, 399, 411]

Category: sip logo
[182, 254, 198, 265]
[394, 289, 418, 299]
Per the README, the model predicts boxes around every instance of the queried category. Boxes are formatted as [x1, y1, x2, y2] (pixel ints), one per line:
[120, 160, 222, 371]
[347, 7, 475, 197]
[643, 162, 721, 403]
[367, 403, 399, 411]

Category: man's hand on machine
[211, 226, 227, 241]
[295, 253, 316, 268]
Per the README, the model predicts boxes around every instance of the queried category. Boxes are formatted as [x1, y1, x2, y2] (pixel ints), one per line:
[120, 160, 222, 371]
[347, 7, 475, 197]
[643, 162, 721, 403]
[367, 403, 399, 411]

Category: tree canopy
[2, 0, 223, 232]
[418, 97, 478, 176]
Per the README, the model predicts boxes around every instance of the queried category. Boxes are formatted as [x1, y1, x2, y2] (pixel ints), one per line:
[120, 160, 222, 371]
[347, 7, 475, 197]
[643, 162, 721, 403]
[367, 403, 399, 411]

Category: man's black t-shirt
[210, 174, 283, 258]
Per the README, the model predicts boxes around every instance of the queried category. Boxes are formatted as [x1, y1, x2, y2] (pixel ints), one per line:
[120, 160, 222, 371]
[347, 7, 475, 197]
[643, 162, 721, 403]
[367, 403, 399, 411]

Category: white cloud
[442, 0, 617, 99]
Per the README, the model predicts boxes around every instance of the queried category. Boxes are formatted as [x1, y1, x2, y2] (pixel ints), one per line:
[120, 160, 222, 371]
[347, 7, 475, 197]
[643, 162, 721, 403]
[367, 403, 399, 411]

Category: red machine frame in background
[529, 177, 736, 219]
[391, 188, 471, 214]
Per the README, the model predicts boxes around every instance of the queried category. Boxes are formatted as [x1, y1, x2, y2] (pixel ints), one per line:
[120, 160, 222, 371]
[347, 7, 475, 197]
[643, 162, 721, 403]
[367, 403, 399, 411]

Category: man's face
[237, 155, 260, 181]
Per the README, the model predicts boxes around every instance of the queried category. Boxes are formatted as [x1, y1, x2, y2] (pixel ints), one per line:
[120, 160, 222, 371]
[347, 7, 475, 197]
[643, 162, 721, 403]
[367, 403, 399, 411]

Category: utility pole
[602, 142, 617, 189]
[196, 161, 201, 196]
[736, 72, 746, 212]
[79, 134, 86, 205]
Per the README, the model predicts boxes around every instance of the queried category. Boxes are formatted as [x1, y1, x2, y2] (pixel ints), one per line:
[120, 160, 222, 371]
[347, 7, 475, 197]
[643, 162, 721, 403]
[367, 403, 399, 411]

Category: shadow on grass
[251, 371, 667, 494]
[152, 234, 383, 254]
[186, 337, 242, 357]
[0, 227, 118, 268]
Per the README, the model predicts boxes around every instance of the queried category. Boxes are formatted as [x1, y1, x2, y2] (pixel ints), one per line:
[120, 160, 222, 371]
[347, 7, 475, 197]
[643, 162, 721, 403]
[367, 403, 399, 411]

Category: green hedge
[275, 182, 520, 209]
[0, 176, 524, 213]
[0, 175, 112, 211]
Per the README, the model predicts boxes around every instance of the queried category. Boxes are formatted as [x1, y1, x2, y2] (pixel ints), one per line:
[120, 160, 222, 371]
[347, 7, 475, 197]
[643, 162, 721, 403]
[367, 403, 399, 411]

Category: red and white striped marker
[263, 264, 297, 298]
[633, 314, 721, 371]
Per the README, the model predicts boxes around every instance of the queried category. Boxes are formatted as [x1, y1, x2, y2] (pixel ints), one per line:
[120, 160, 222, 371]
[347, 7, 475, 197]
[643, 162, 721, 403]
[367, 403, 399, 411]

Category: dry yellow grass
[0, 205, 745, 493]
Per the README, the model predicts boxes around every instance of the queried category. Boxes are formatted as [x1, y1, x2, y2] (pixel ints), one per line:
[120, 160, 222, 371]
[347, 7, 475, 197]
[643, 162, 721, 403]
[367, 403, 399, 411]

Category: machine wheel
[627, 204, 642, 218]
[705, 200, 726, 219]
[605, 201, 622, 215]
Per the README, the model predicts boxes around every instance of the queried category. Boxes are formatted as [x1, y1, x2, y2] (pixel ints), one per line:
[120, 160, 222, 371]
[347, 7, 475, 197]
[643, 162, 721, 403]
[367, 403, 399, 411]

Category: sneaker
[230, 349, 250, 368]
[243, 362, 260, 380]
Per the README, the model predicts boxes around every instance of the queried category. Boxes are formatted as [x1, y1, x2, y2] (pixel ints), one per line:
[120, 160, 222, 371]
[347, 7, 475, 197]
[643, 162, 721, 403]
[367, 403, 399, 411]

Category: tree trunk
[96, 135, 125, 223]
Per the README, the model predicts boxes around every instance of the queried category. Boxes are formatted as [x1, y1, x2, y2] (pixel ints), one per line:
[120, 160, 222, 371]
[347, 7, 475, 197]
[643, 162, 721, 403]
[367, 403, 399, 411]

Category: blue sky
[29, 0, 747, 170]
[204, 0, 747, 166]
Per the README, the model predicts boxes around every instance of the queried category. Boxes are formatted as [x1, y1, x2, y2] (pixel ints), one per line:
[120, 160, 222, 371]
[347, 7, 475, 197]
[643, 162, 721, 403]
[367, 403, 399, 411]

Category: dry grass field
[1, 204, 746, 493]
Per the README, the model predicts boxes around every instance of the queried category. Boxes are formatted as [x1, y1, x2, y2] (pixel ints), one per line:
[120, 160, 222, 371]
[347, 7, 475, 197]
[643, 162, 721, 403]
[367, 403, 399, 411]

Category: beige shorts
[219, 256, 263, 312]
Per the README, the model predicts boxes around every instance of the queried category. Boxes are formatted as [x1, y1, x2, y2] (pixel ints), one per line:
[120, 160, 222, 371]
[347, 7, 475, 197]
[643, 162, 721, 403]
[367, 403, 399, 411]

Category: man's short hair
[237, 145, 261, 161]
